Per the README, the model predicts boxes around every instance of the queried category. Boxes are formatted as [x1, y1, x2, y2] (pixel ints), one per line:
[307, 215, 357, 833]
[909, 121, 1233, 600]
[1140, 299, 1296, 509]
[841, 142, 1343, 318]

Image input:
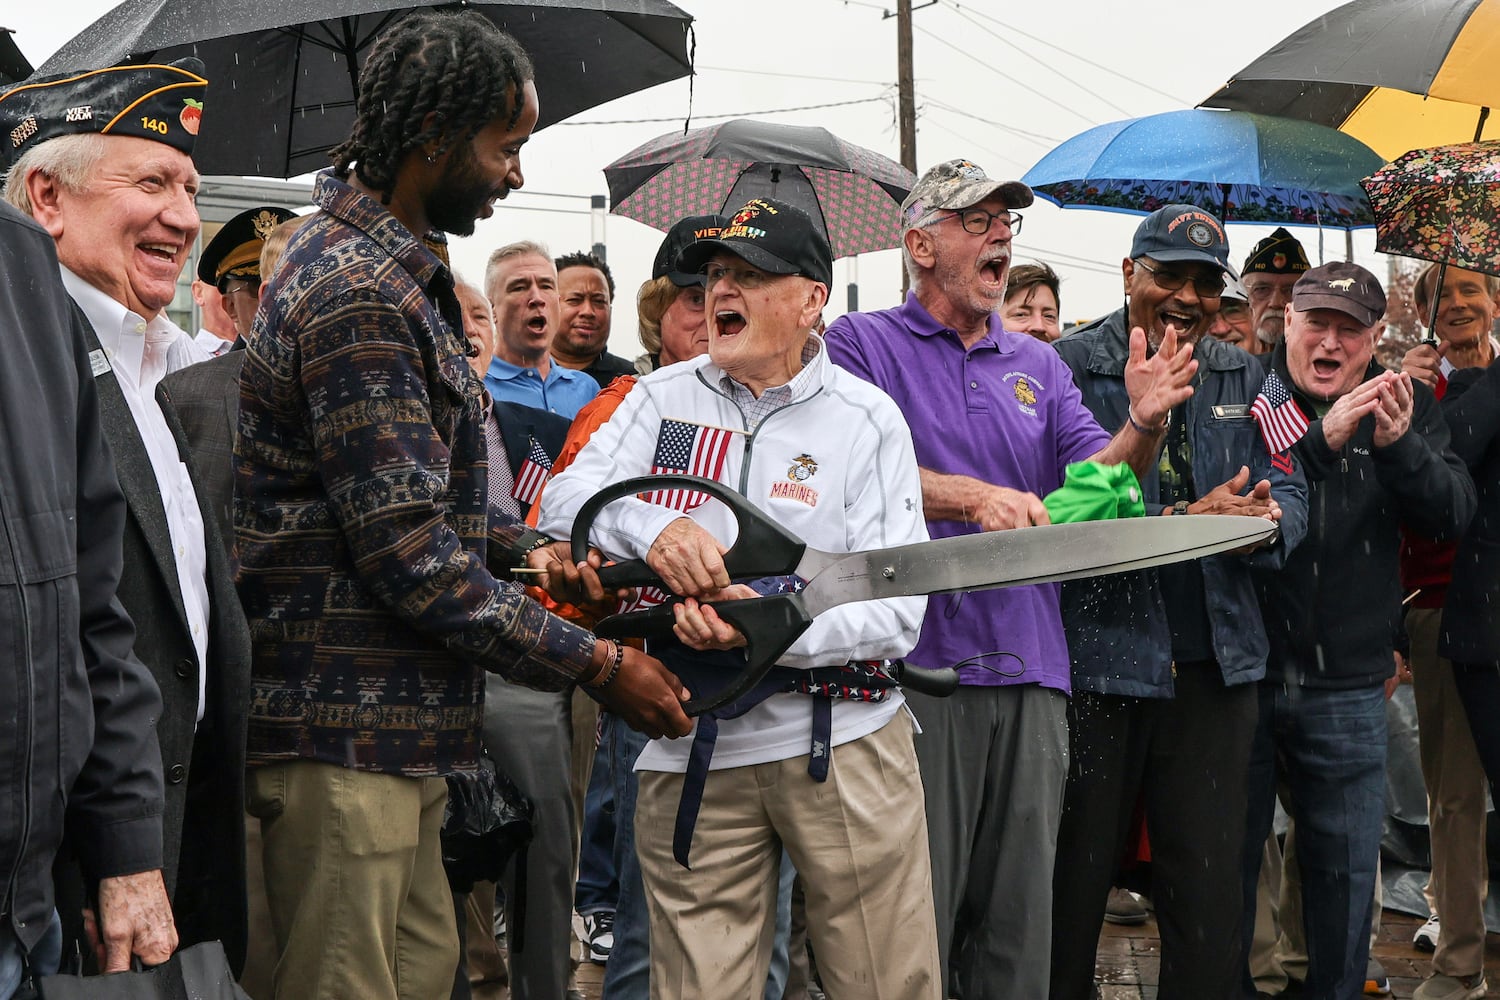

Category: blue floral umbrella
[1021, 109, 1384, 229]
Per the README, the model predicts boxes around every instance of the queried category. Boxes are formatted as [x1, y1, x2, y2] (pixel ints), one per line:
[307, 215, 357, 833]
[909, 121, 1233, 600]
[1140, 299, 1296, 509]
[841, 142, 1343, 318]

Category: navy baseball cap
[1130, 204, 1235, 275]
[676, 198, 832, 288]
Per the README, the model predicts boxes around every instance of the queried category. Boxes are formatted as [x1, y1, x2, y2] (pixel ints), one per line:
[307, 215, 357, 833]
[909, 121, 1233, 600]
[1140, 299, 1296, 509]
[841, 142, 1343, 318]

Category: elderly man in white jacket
[540, 198, 940, 1000]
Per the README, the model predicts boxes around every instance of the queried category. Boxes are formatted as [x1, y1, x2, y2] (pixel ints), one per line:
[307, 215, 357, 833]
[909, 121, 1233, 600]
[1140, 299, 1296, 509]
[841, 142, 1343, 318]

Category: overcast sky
[7, 0, 1384, 356]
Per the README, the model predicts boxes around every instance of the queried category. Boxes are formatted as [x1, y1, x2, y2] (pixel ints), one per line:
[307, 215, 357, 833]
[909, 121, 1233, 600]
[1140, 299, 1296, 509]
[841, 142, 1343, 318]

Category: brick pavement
[569, 908, 1500, 999]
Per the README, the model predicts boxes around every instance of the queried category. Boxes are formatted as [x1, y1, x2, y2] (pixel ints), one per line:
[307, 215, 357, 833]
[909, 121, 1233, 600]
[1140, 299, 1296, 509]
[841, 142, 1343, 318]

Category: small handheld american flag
[644, 419, 734, 511]
[511, 435, 553, 505]
[1250, 369, 1310, 456]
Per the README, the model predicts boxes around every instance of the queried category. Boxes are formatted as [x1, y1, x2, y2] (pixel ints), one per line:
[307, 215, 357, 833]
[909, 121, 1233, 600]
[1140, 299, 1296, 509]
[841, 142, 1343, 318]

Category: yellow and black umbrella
[1200, 0, 1500, 161]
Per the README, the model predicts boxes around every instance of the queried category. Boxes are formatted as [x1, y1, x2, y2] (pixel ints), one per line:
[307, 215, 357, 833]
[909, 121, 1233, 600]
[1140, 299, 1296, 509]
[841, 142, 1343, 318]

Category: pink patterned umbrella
[604, 118, 916, 259]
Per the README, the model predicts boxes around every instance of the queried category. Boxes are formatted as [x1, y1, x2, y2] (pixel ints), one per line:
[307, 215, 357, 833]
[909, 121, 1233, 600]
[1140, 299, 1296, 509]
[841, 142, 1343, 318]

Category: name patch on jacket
[1211, 404, 1251, 419]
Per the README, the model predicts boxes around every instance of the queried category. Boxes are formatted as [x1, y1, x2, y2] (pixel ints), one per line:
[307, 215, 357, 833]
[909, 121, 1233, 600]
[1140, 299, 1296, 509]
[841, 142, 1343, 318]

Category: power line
[562, 94, 892, 126]
[921, 98, 1059, 146]
[698, 64, 892, 87]
[934, 1, 1135, 119]
[943, 2, 1191, 106]
[913, 24, 1094, 126]
[1017, 245, 1122, 276]
[916, 113, 1031, 173]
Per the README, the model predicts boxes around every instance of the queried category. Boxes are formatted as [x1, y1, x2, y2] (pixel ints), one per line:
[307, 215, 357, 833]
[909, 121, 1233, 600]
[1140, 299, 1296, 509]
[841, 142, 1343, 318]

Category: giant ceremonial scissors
[573, 475, 1275, 716]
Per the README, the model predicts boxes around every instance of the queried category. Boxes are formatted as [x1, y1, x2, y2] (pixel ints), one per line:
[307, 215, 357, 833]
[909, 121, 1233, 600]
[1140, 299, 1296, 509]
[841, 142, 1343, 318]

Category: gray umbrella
[604, 119, 916, 259]
[37, 0, 694, 178]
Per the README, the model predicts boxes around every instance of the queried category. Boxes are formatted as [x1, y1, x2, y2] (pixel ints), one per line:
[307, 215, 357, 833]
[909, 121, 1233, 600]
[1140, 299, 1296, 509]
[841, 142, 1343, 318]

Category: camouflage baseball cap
[901, 159, 1034, 228]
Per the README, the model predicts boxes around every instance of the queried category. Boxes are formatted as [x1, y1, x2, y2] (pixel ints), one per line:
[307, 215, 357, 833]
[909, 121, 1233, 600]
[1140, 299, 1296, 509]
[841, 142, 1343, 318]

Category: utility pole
[894, 0, 924, 293]
[896, 0, 917, 178]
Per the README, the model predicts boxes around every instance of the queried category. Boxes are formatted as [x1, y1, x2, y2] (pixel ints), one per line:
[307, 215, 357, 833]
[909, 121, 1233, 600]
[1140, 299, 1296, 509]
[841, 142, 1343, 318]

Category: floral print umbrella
[604, 118, 916, 258]
[1360, 141, 1500, 275]
[1022, 109, 1384, 229]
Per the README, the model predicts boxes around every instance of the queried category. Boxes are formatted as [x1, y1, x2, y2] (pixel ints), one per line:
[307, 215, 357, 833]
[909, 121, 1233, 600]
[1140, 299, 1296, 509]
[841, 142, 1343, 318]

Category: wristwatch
[1172, 500, 1191, 516]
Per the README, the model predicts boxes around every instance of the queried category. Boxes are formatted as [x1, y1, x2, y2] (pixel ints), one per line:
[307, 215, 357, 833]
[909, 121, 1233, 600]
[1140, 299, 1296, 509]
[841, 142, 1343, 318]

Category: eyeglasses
[1134, 258, 1225, 298]
[932, 207, 1023, 237]
[220, 278, 260, 297]
[705, 263, 781, 289]
[1241, 279, 1296, 302]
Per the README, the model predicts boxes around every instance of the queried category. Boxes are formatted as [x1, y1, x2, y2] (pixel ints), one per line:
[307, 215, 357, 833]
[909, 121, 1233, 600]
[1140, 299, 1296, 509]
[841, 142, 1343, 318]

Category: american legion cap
[676, 198, 833, 288]
[0, 58, 207, 170]
[1243, 227, 1312, 276]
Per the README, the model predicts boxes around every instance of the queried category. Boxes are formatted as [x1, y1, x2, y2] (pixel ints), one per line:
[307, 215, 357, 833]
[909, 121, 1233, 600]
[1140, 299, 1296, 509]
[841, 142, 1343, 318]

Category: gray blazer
[161, 349, 244, 552]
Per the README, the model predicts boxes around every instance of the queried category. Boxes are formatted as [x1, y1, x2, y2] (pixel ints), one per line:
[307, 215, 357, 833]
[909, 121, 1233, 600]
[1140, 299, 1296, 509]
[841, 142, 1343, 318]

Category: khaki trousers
[636, 712, 940, 1000]
[247, 761, 458, 1000]
[1410, 605, 1490, 977]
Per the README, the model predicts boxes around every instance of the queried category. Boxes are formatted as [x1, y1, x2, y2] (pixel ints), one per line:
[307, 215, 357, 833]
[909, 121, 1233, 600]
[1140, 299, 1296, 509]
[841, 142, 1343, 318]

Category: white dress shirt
[193, 327, 235, 357]
[63, 268, 212, 722]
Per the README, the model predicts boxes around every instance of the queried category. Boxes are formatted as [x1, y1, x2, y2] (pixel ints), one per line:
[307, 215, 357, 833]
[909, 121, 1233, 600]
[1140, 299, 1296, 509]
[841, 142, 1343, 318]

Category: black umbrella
[1199, 0, 1500, 160]
[604, 119, 916, 259]
[0, 28, 32, 86]
[37, 0, 694, 178]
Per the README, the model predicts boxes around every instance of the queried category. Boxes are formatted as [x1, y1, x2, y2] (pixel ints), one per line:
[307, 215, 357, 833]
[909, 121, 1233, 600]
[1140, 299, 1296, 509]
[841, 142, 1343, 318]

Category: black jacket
[0, 204, 165, 950]
[1255, 345, 1476, 689]
[1439, 363, 1500, 663]
[76, 313, 251, 971]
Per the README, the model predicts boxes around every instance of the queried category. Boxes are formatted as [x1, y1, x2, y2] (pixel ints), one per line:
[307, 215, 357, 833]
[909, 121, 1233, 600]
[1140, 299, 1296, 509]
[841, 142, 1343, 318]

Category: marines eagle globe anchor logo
[770, 454, 820, 507]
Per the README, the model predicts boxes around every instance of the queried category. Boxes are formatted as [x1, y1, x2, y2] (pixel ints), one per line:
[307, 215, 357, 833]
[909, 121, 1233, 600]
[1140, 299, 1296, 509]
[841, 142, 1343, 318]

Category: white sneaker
[1413, 971, 1487, 1000]
[582, 910, 614, 964]
[1413, 911, 1440, 952]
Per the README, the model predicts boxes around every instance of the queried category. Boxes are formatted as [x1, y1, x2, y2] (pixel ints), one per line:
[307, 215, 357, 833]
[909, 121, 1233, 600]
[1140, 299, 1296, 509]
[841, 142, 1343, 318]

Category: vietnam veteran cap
[1243, 227, 1311, 275]
[0, 57, 207, 169]
[1292, 261, 1386, 327]
[675, 198, 833, 288]
[902, 159, 1034, 228]
[653, 214, 729, 287]
[198, 206, 298, 287]
[1130, 203, 1234, 274]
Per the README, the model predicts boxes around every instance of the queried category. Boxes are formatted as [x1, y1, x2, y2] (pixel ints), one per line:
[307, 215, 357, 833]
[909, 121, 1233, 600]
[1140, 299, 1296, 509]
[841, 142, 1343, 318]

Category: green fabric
[1042, 461, 1146, 523]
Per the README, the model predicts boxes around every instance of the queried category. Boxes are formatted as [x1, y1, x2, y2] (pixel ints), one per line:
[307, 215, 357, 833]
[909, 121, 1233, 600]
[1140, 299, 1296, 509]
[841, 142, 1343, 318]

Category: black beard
[426, 145, 496, 236]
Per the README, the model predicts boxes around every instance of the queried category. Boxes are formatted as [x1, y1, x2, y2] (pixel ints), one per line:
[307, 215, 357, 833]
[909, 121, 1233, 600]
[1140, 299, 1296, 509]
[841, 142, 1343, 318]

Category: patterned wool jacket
[235, 172, 595, 776]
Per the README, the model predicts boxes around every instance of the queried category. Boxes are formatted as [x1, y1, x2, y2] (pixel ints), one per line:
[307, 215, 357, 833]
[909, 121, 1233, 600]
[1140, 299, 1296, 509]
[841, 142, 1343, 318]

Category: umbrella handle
[1423, 261, 1447, 346]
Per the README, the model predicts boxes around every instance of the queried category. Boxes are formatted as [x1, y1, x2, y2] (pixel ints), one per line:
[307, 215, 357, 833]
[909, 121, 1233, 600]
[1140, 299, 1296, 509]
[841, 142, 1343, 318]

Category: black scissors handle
[570, 474, 807, 590]
[571, 474, 808, 715]
[594, 594, 813, 716]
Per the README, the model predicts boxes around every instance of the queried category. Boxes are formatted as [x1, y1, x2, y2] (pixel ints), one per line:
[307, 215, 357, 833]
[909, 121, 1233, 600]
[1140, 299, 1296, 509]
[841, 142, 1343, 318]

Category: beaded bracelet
[586, 638, 625, 690]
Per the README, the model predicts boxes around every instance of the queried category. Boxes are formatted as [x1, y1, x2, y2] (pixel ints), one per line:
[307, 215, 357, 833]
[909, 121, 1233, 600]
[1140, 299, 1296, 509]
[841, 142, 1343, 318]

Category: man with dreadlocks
[232, 11, 693, 1000]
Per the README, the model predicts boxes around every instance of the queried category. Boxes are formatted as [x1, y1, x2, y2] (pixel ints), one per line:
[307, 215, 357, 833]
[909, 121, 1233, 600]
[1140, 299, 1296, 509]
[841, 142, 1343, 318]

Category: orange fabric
[524, 376, 639, 621]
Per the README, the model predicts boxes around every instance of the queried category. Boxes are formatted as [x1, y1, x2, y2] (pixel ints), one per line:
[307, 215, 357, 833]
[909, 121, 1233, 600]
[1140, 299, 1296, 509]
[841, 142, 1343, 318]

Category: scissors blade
[799, 515, 1276, 617]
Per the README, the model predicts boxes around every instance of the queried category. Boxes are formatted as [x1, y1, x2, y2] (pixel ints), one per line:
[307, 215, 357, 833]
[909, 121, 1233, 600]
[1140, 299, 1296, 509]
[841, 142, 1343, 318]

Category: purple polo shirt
[825, 293, 1111, 692]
